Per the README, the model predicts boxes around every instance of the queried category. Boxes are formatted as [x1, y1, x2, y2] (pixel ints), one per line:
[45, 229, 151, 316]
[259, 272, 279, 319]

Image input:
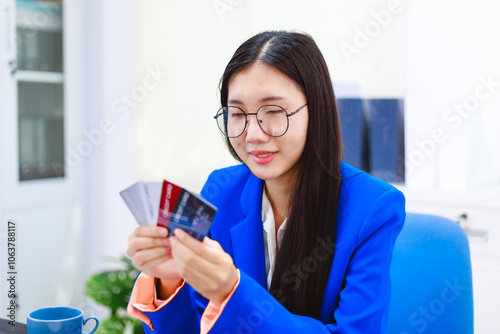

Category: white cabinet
[0, 0, 85, 323]
[1, 204, 85, 321]
[399, 188, 500, 334]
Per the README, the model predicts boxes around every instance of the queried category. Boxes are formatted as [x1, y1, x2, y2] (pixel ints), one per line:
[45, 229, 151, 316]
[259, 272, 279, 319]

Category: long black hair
[219, 31, 343, 319]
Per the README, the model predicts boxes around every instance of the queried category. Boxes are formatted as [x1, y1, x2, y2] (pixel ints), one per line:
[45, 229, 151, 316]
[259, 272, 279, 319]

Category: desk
[0, 318, 27, 333]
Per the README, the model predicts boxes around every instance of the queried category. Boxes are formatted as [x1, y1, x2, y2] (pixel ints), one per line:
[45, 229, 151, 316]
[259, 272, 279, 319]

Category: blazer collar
[240, 171, 264, 217]
[230, 171, 267, 289]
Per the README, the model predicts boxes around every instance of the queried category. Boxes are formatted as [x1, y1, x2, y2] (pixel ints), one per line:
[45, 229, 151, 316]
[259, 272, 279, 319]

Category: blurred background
[0, 0, 499, 332]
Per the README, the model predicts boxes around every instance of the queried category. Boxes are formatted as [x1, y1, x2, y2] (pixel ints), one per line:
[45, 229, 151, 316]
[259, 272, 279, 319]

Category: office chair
[387, 213, 474, 333]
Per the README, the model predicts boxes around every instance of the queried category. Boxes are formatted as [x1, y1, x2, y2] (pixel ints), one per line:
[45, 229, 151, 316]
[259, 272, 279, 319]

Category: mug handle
[83, 316, 99, 334]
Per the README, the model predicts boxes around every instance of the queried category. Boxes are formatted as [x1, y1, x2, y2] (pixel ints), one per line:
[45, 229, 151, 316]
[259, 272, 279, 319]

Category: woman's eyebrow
[227, 96, 286, 105]
[260, 96, 286, 103]
[227, 99, 244, 105]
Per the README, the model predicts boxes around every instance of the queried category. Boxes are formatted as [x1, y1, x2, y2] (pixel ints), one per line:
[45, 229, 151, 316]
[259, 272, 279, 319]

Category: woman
[126, 31, 405, 333]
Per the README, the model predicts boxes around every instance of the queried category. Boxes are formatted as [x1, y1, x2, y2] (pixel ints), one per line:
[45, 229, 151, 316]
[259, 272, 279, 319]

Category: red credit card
[157, 180, 183, 229]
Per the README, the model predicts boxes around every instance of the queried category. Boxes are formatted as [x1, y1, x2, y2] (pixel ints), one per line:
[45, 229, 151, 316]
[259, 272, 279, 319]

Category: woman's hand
[126, 226, 180, 282]
[170, 229, 239, 305]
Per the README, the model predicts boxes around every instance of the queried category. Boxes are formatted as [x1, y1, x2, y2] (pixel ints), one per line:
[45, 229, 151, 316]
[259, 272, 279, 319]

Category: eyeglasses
[214, 104, 307, 138]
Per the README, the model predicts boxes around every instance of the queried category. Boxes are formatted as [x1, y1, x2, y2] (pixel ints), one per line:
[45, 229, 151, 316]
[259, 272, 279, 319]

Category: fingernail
[158, 228, 168, 237]
[174, 228, 184, 237]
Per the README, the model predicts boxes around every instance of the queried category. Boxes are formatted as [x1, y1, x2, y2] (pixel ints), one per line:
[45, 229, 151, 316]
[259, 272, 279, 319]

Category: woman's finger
[140, 254, 172, 272]
[128, 235, 170, 253]
[172, 229, 223, 261]
[170, 234, 238, 303]
[170, 235, 210, 274]
[131, 246, 170, 268]
[128, 226, 168, 241]
[170, 233, 232, 281]
[172, 229, 204, 251]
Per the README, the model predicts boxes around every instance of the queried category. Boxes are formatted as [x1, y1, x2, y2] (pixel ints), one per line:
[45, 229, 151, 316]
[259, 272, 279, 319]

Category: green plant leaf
[97, 316, 127, 334]
[132, 318, 146, 334]
[84, 255, 143, 332]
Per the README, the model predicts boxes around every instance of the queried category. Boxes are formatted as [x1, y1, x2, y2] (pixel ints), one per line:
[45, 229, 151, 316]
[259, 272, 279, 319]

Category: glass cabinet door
[16, 0, 64, 181]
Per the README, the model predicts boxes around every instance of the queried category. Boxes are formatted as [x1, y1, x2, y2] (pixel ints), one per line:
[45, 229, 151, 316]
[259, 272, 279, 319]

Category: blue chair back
[388, 213, 474, 333]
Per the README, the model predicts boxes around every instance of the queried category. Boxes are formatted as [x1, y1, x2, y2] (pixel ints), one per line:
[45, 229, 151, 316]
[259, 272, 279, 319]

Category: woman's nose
[245, 115, 268, 143]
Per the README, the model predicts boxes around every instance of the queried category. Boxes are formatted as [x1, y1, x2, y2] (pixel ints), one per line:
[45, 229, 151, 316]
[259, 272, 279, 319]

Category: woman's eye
[230, 112, 245, 118]
[266, 109, 283, 115]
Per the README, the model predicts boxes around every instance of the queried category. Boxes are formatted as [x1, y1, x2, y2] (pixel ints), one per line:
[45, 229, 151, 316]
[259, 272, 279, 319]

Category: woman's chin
[245, 164, 277, 181]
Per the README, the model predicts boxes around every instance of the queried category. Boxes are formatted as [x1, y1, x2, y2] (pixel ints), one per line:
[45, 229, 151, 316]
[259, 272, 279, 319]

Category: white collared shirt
[262, 191, 288, 289]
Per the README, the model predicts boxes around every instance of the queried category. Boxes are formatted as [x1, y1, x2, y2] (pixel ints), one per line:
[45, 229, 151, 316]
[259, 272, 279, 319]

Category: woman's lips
[251, 151, 276, 164]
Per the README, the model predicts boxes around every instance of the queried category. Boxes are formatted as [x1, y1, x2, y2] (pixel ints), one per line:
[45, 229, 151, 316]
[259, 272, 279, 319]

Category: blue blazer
[140, 162, 406, 333]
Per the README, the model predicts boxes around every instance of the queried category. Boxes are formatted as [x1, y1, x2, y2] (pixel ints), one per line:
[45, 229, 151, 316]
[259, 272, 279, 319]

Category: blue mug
[27, 306, 99, 334]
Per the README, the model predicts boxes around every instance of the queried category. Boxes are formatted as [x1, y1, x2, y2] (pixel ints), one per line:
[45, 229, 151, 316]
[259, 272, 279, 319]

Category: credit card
[157, 180, 217, 240]
[120, 181, 162, 226]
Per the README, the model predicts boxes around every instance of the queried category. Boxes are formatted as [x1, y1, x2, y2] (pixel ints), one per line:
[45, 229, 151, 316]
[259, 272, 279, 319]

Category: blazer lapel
[229, 173, 267, 289]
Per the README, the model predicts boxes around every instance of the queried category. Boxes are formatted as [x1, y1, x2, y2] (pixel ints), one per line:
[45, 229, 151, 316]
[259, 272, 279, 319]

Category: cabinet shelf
[16, 70, 63, 84]
[17, 0, 63, 11]
[16, 1, 63, 31]
[397, 185, 500, 212]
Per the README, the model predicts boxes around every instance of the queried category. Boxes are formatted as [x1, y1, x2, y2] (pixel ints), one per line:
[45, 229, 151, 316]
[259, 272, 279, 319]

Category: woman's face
[228, 63, 309, 184]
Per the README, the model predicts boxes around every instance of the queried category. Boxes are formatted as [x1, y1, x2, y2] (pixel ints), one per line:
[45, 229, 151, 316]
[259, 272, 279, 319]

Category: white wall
[132, 0, 405, 192]
[405, 0, 500, 192]
[403, 1, 500, 332]
[83, 0, 136, 274]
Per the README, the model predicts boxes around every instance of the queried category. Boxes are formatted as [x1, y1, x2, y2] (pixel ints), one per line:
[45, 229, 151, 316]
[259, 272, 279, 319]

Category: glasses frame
[214, 103, 308, 138]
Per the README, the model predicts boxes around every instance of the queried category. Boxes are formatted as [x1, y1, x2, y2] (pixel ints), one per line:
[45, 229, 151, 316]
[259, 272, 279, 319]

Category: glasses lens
[257, 105, 288, 137]
[216, 107, 246, 138]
